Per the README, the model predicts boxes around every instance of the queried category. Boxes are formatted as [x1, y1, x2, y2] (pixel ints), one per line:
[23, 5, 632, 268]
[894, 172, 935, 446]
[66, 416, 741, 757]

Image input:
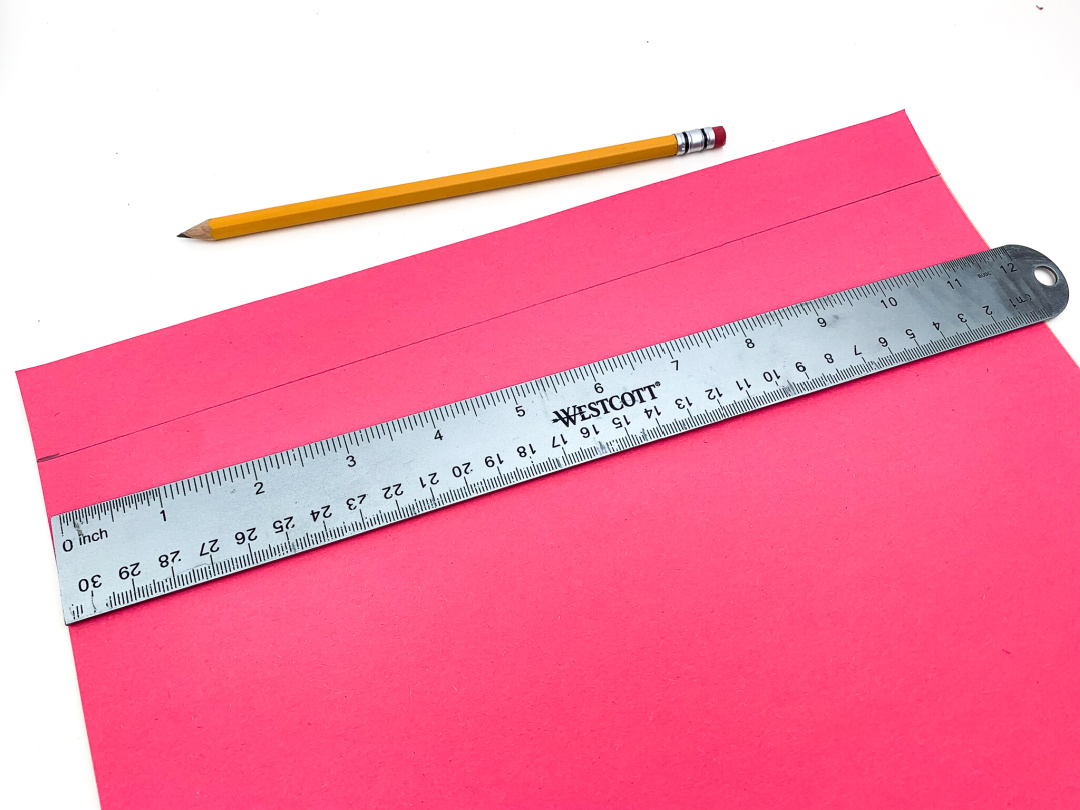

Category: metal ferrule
[675, 127, 716, 156]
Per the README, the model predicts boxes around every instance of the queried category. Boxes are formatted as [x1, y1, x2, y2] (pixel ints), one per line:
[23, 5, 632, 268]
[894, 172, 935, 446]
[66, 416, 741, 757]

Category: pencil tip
[178, 220, 213, 240]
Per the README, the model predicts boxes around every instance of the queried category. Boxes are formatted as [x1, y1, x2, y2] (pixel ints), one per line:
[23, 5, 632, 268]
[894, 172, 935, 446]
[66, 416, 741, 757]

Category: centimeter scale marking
[51, 245, 1069, 624]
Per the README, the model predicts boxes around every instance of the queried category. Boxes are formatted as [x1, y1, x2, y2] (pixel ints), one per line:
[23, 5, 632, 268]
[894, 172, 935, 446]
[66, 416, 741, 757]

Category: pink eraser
[713, 126, 727, 147]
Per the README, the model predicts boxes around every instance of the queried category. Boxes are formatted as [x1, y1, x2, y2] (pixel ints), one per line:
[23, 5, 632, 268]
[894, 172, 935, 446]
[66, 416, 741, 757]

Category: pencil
[179, 126, 725, 240]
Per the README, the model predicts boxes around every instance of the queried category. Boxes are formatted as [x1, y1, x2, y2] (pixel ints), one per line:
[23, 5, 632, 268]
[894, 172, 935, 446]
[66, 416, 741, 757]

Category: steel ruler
[50, 245, 1069, 624]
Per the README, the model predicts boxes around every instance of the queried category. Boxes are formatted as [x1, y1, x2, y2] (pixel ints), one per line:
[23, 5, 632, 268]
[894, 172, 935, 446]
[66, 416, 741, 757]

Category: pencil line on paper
[38, 173, 940, 463]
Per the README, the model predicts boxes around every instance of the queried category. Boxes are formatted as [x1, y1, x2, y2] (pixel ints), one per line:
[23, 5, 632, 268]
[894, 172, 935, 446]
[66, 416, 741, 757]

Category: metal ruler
[51, 245, 1069, 624]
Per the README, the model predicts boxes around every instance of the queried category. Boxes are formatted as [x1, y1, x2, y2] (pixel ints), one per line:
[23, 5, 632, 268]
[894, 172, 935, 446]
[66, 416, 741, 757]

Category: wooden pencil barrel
[208, 135, 678, 239]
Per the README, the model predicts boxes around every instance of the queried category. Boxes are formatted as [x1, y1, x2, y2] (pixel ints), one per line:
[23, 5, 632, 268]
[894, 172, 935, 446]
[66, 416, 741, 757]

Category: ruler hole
[1034, 266, 1058, 286]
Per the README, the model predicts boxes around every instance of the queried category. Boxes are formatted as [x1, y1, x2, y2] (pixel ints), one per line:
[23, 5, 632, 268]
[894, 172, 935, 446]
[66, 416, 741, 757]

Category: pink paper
[19, 112, 1080, 808]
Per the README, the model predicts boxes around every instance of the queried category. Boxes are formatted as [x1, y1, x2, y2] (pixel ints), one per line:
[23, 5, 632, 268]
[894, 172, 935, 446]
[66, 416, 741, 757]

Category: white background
[1, 1, 1077, 806]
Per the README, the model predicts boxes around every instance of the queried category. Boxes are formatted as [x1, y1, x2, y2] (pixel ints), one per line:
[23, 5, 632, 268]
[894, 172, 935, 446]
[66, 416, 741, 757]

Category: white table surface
[2, 1, 1077, 806]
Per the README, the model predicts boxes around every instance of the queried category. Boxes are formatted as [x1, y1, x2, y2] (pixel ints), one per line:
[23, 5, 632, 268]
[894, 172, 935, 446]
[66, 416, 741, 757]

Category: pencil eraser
[713, 126, 727, 147]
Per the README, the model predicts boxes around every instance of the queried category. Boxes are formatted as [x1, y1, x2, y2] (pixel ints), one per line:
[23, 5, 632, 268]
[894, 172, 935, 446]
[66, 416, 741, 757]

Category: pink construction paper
[18, 112, 1080, 808]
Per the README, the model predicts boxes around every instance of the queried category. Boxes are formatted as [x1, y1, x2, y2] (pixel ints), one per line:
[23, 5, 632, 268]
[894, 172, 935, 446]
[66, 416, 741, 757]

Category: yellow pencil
[179, 127, 725, 240]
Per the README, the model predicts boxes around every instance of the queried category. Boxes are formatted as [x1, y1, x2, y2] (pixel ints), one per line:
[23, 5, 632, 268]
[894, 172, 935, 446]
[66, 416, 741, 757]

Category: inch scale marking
[52, 245, 1069, 623]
